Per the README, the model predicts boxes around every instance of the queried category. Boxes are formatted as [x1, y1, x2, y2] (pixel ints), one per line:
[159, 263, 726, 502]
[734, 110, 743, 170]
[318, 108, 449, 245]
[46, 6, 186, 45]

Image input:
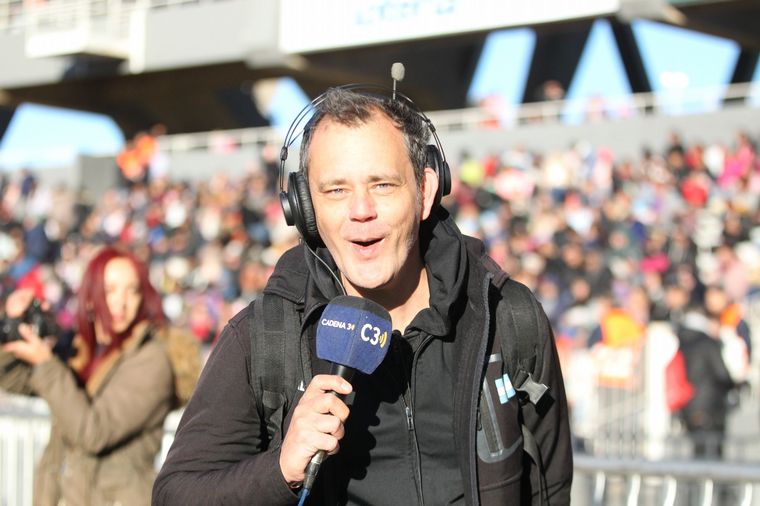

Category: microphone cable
[305, 243, 347, 296]
[297, 244, 344, 506]
[297, 487, 310, 506]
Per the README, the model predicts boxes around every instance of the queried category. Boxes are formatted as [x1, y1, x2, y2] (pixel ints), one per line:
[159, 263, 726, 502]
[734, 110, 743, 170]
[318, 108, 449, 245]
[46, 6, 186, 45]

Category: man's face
[307, 111, 436, 296]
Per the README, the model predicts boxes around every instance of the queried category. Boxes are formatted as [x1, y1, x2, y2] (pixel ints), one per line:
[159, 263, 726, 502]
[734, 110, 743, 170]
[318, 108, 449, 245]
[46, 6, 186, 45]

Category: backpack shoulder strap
[499, 279, 549, 406]
[496, 278, 550, 504]
[478, 251, 548, 405]
[250, 293, 309, 447]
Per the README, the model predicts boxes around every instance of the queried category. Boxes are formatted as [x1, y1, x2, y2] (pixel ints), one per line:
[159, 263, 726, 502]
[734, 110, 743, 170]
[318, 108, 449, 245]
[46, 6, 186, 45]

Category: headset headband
[278, 83, 447, 193]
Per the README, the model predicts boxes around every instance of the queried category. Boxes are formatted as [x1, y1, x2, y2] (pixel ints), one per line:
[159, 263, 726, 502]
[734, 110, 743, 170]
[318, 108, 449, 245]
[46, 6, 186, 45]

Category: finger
[2, 341, 21, 355]
[327, 441, 341, 456]
[17, 324, 41, 343]
[301, 374, 352, 400]
[294, 392, 350, 422]
[3, 340, 32, 359]
[6, 289, 35, 317]
[291, 411, 345, 438]
[332, 421, 345, 441]
[316, 432, 341, 455]
[3, 332, 51, 365]
[296, 430, 341, 456]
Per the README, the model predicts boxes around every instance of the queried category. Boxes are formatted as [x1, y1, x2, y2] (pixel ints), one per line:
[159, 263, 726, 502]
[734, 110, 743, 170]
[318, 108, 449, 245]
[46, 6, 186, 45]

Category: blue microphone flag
[316, 295, 392, 375]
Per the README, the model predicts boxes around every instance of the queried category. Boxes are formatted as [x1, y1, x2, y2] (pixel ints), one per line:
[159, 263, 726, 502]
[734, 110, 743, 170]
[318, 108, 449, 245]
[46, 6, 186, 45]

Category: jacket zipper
[391, 331, 430, 506]
[407, 333, 435, 506]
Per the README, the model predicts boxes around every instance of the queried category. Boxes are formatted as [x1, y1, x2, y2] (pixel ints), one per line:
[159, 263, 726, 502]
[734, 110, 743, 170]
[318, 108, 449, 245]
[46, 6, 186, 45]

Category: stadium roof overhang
[1, 0, 757, 139]
[667, 0, 760, 49]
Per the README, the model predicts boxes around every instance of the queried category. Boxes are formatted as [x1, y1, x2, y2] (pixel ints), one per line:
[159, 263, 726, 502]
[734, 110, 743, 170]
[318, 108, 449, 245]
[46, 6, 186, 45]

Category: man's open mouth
[349, 236, 385, 253]
[353, 238, 381, 247]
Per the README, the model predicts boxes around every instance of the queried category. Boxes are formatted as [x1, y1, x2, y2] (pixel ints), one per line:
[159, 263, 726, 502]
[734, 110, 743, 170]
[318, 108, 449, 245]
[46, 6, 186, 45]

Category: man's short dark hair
[298, 87, 430, 186]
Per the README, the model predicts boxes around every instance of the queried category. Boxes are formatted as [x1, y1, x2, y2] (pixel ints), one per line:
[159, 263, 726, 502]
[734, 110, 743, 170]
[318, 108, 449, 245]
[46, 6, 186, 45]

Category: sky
[1, 18, 758, 170]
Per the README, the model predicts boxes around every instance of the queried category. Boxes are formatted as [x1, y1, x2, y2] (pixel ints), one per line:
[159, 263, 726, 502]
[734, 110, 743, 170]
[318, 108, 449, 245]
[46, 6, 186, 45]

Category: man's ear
[420, 167, 439, 221]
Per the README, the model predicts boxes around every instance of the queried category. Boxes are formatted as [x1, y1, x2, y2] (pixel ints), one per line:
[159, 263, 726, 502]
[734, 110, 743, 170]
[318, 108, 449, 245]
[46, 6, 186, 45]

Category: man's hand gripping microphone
[302, 295, 392, 492]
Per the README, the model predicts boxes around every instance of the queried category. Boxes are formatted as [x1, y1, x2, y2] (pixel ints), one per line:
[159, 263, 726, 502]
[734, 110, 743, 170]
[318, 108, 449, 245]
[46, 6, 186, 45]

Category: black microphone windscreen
[316, 295, 392, 375]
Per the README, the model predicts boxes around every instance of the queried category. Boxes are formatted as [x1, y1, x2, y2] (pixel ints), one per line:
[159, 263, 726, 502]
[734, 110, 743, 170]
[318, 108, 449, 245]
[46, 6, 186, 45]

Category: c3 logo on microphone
[361, 323, 388, 348]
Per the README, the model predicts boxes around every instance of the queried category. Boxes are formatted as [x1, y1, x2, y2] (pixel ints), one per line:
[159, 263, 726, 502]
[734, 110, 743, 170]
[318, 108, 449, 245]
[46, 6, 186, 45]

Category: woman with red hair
[0, 246, 199, 506]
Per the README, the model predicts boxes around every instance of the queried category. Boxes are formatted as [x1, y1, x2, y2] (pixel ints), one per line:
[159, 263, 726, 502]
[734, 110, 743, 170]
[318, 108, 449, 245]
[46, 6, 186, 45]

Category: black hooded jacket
[153, 210, 572, 505]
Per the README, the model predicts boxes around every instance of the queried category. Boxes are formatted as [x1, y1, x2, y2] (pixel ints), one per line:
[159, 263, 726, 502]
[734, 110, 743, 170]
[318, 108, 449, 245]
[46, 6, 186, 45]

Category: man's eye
[374, 183, 394, 192]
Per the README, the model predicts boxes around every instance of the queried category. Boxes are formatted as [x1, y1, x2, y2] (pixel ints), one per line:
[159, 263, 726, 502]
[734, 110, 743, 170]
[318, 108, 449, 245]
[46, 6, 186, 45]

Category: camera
[0, 299, 60, 344]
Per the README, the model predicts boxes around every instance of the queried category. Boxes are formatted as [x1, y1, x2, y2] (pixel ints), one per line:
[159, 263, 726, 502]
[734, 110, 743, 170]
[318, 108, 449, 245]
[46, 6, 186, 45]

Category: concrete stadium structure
[0, 0, 758, 140]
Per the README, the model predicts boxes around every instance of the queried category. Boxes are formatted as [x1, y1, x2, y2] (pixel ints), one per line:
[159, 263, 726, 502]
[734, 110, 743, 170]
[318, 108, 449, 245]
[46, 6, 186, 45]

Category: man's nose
[348, 189, 377, 221]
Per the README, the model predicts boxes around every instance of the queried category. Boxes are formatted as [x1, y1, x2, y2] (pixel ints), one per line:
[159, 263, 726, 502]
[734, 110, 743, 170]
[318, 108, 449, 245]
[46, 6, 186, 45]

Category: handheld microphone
[302, 295, 392, 492]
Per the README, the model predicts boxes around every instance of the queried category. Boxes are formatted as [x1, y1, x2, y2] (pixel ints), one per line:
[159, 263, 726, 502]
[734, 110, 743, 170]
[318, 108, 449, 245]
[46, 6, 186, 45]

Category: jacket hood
[156, 326, 201, 408]
[263, 246, 310, 304]
[417, 206, 468, 336]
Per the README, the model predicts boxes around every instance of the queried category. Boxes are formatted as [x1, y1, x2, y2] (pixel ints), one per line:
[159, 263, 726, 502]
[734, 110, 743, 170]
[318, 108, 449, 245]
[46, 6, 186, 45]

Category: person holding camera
[0, 245, 200, 506]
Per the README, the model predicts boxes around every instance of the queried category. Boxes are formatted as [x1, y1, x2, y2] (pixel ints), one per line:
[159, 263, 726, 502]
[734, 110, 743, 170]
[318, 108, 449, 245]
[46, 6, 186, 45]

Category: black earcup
[284, 171, 320, 246]
[425, 144, 451, 208]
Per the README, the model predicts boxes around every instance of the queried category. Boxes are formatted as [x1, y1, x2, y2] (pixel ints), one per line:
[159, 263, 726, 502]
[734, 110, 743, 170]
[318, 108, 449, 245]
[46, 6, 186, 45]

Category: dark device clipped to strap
[497, 279, 551, 504]
[502, 280, 549, 407]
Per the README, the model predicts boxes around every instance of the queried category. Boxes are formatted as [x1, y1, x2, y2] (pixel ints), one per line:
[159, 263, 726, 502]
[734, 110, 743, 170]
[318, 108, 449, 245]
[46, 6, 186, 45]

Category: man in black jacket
[153, 85, 572, 505]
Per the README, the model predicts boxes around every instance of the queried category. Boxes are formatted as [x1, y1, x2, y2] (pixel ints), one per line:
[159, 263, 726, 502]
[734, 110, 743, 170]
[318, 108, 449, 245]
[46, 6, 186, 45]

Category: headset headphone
[278, 82, 451, 247]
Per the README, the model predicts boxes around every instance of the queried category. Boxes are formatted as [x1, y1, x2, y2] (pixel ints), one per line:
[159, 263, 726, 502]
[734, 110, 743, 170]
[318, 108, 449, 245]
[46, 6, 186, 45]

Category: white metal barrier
[0, 393, 183, 506]
[4, 401, 760, 506]
[573, 454, 760, 506]
[0, 396, 50, 506]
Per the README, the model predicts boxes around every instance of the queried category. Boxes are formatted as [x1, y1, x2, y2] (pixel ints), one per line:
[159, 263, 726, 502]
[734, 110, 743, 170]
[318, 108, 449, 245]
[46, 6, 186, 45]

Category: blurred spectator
[588, 287, 649, 389]
[584, 94, 608, 122]
[19, 168, 36, 198]
[531, 79, 565, 122]
[704, 284, 752, 372]
[117, 125, 166, 187]
[675, 306, 736, 459]
[714, 242, 750, 303]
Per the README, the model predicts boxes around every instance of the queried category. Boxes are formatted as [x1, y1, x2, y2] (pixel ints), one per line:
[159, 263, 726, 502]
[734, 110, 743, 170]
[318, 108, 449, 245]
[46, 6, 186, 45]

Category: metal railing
[573, 454, 760, 506]
[425, 81, 759, 128]
[152, 81, 760, 157]
[0, 396, 50, 506]
[4, 402, 760, 506]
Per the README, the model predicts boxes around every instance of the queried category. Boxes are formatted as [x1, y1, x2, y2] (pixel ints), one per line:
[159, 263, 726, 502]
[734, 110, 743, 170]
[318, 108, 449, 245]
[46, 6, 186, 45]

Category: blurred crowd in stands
[0, 126, 758, 453]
